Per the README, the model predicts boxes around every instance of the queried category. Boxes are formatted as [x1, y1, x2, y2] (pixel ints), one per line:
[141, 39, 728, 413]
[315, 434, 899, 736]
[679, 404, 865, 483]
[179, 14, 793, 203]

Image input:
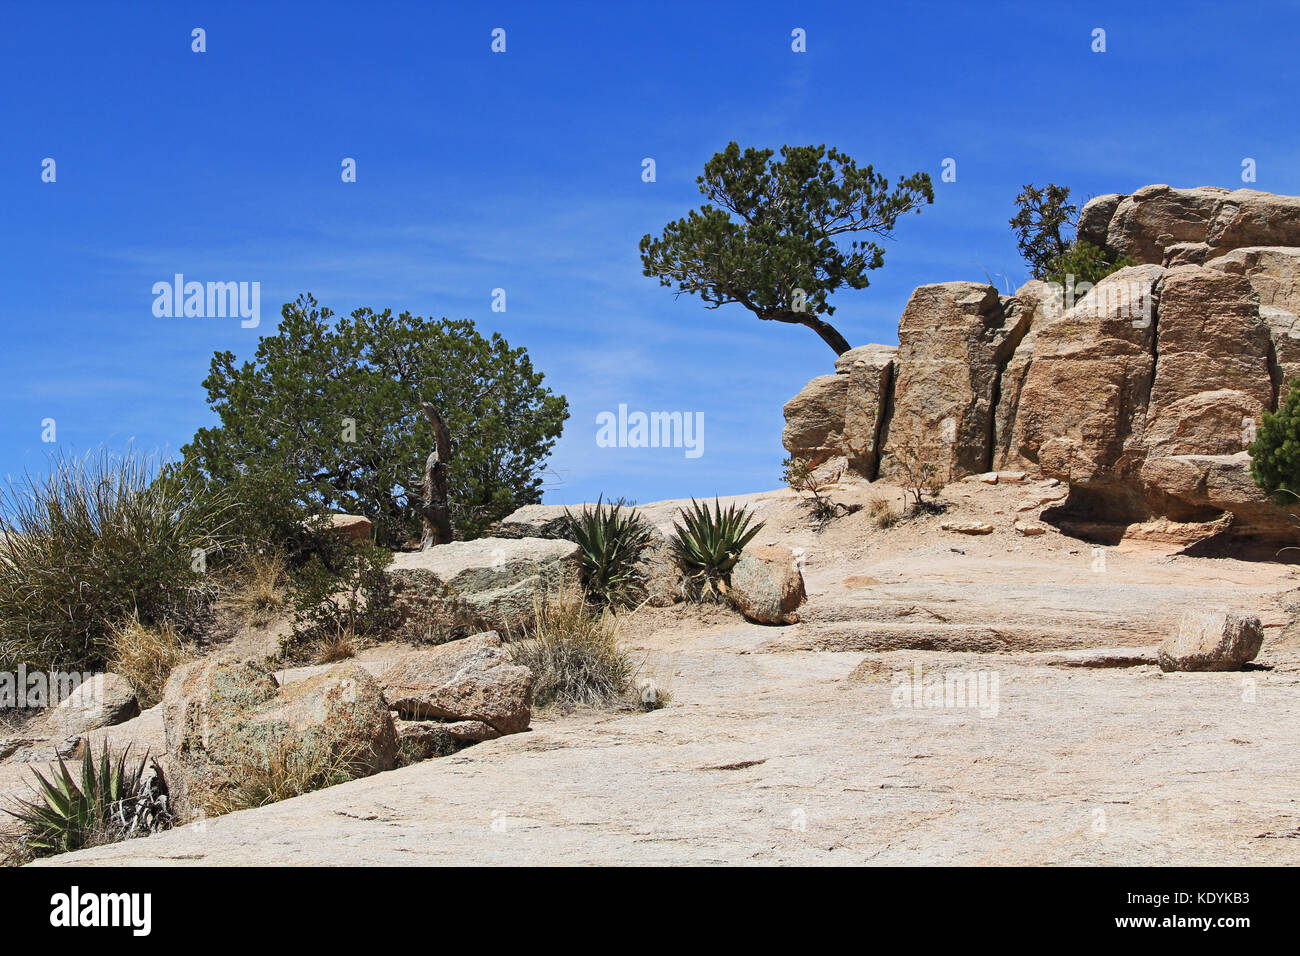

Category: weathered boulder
[241, 663, 397, 774]
[379, 632, 533, 735]
[1082, 185, 1300, 266]
[878, 282, 1030, 481]
[728, 545, 806, 625]
[1076, 193, 1126, 249]
[1158, 606, 1264, 672]
[1104, 185, 1229, 264]
[837, 344, 896, 479]
[1014, 265, 1163, 510]
[46, 673, 139, 739]
[394, 718, 500, 761]
[494, 504, 573, 540]
[781, 374, 847, 469]
[161, 659, 396, 813]
[388, 537, 580, 637]
[992, 280, 1065, 471]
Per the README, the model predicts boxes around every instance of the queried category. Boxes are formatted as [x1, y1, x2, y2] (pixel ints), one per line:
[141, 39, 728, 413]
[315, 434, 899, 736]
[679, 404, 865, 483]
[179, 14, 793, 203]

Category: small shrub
[0, 449, 230, 673]
[107, 614, 193, 709]
[669, 498, 765, 601]
[2, 743, 171, 861]
[893, 440, 947, 515]
[287, 541, 395, 645]
[198, 738, 363, 816]
[509, 588, 632, 708]
[783, 456, 855, 530]
[564, 497, 654, 608]
[1250, 382, 1300, 502]
[1044, 240, 1137, 289]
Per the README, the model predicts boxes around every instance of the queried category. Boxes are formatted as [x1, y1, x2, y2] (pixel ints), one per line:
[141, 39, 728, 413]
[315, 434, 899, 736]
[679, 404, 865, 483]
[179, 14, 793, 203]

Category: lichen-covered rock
[388, 537, 581, 637]
[380, 632, 533, 735]
[728, 545, 806, 625]
[161, 659, 397, 813]
[1158, 606, 1264, 672]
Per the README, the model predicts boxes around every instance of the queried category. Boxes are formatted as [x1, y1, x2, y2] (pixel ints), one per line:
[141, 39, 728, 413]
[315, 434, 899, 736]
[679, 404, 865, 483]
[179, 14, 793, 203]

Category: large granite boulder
[992, 280, 1066, 472]
[1206, 246, 1300, 386]
[877, 282, 1030, 481]
[1013, 265, 1163, 509]
[161, 659, 396, 814]
[388, 537, 581, 637]
[379, 632, 533, 735]
[837, 344, 896, 479]
[781, 374, 848, 469]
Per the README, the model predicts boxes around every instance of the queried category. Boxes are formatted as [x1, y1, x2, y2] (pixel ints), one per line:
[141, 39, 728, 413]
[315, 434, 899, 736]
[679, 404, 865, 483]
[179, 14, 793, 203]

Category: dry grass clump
[509, 588, 632, 708]
[869, 495, 900, 529]
[107, 613, 194, 708]
[313, 628, 358, 664]
[198, 739, 363, 816]
[224, 550, 289, 626]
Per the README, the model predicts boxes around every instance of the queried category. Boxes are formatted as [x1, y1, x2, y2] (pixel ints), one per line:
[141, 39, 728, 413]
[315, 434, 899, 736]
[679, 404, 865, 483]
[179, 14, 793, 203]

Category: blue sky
[3, 0, 1299, 506]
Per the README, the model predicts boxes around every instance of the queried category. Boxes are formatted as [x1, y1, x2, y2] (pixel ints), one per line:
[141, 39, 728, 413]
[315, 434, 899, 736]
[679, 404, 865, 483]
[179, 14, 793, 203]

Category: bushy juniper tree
[181, 295, 569, 544]
[640, 143, 934, 355]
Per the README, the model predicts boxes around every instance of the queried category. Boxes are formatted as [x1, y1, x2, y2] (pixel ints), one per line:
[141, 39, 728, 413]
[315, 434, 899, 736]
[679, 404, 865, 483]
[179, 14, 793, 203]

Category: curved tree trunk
[419, 401, 453, 550]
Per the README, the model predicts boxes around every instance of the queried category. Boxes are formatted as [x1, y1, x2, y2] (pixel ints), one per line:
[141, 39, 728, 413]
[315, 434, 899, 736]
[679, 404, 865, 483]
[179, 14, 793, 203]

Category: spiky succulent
[668, 498, 765, 600]
[564, 497, 654, 608]
[4, 742, 171, 859]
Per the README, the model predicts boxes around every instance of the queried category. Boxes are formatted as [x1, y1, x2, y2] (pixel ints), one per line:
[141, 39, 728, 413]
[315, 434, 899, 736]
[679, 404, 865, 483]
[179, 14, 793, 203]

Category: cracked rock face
[782, 185, 1300, 545]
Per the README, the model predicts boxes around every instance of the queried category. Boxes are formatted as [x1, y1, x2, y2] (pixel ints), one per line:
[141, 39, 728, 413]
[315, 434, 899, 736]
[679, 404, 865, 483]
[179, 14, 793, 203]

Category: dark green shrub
[0, 450, 230, 672]
[1250, 382, 1300, 501]
[668, 498, 765, 601]
[286, 541, 395, 650]
[564, 497, 654, 608]
[1044, 240, 1137, 289]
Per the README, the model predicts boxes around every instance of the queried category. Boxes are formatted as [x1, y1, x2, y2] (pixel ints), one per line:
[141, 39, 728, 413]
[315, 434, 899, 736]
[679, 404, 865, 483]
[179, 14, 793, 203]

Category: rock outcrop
[161, 659, 397, 813]
[782, 184, 1300, 545]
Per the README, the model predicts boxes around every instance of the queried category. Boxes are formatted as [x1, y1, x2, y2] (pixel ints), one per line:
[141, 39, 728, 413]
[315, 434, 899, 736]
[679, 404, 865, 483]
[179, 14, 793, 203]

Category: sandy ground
[18, 478, 1300, 865]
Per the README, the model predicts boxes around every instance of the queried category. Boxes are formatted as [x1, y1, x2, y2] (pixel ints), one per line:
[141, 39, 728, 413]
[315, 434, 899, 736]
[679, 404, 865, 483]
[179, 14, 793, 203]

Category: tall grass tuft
[107, 613, 193, 709]
[0, 449, 230, 672]
[509, 587, 632, 707]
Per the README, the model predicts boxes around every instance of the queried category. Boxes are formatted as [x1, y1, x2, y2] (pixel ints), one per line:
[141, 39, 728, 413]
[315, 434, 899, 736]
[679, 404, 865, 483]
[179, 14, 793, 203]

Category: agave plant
[669, 498, 765, 600]
[4, 742, 172, 859]
[564, 497, 654, 608]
